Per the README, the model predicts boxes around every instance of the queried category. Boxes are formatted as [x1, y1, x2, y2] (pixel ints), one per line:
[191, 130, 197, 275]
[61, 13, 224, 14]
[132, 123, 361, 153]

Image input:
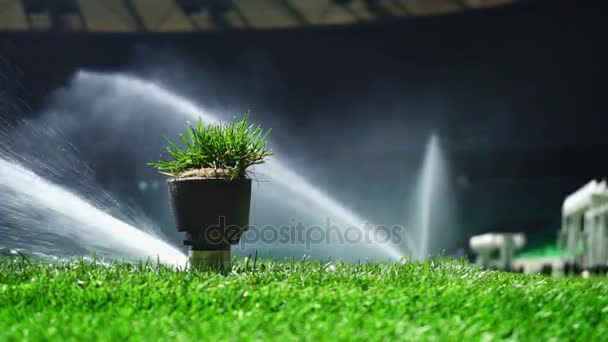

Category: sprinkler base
[189, 249, 231, 270]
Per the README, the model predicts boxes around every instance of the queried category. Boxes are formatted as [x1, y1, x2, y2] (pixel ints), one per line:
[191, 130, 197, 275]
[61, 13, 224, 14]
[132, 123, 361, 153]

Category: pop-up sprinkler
[168, 178, 251, 269]
[149, 113, 272, 270]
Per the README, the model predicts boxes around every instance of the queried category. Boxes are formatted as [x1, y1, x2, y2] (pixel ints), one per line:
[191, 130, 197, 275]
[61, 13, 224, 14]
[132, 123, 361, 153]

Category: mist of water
[75, 71, 405, 260]
[0, 70, 405, 263]
[0, 158, 187, 266]
[411, 133, 454, 259]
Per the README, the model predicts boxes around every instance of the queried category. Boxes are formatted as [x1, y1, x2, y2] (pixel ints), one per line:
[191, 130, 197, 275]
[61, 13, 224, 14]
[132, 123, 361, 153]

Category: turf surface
[1, 257, 607, 341]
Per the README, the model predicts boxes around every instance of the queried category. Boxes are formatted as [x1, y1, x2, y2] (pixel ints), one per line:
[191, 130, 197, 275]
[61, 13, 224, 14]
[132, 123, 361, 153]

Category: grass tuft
[148, 112, 272, 180]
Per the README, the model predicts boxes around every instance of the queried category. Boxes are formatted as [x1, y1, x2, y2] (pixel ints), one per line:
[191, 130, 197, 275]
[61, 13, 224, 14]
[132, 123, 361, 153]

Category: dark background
[2, 0, 607, 252]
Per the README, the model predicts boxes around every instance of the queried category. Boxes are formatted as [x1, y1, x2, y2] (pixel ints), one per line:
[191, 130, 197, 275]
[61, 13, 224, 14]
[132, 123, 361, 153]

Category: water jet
[1, 71, 405, 264]
[0, 157, 187, 267]
[411, 133, 454, 259]
[75, 71, 405, 262]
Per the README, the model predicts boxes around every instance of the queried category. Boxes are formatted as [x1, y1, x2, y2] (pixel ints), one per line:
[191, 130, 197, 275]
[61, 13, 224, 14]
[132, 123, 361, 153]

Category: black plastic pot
[167, 178, 252, 267]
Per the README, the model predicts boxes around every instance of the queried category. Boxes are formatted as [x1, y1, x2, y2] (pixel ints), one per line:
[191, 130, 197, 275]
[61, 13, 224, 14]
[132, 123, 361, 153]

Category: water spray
[0, 157, 188, 266]
[1, 71, 406, 264]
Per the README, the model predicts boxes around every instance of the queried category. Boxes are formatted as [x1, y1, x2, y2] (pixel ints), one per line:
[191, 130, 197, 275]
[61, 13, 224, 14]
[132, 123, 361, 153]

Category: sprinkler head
[184, 231, 233, 271]
[167, 178, 252, 271]
[189, 250, 231, 271]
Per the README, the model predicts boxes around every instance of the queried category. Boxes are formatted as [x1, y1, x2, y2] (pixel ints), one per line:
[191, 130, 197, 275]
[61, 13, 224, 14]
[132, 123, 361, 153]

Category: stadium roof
[0, 0, 519, 33]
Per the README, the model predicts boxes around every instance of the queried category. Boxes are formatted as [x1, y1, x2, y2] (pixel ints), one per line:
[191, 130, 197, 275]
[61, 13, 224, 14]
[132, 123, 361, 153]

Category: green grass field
[1, 257, 607, 341]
